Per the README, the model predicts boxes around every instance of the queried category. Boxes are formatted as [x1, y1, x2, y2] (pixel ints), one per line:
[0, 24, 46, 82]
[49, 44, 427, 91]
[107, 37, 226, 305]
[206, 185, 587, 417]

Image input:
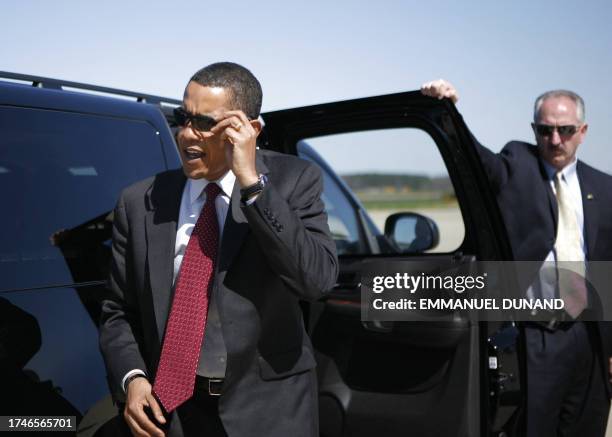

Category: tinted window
[0, 106, 167, 291]
[1, 288, 108, 416]
[299, 148, 363, 255]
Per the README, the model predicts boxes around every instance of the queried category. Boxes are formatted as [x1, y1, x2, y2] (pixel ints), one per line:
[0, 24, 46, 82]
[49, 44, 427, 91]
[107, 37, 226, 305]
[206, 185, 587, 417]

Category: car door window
[299, 128, 465, 255]
[298, 150, 365, 255]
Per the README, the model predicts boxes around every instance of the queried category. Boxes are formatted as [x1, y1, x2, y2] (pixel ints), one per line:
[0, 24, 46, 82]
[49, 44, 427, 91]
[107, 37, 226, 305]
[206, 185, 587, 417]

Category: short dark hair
[190, 62, 262, 119]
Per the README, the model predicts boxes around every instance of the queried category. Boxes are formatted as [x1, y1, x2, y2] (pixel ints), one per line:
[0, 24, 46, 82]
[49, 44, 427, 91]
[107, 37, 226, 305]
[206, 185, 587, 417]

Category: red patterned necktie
[153, 182, 222, 413]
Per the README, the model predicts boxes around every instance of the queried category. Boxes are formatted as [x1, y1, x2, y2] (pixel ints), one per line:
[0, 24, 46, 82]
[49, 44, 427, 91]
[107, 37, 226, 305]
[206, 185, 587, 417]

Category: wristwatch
[124, 373, 147, 392]
[240, 174, 267, 203]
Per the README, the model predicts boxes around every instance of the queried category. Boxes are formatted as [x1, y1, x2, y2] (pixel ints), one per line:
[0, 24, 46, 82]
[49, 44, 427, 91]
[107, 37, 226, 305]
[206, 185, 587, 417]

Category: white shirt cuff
[245, 193, 260, 205]
[122, 369, 147, 393]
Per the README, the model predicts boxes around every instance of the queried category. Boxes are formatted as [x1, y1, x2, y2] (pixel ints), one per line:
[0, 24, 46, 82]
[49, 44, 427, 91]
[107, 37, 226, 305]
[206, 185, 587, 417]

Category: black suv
[0, 73, 520, 436]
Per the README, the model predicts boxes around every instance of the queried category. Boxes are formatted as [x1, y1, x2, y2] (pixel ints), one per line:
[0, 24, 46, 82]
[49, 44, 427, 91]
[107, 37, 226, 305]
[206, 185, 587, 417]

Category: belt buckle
[546, 317, 560, 331]
[208, 378, 223, 397]
[545, 309, 569, 331]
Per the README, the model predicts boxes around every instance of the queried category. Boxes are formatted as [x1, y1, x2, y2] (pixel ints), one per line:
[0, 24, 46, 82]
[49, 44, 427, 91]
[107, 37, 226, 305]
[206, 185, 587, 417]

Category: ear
[249, 119, 263, 137]
[578, 123, 588, 143]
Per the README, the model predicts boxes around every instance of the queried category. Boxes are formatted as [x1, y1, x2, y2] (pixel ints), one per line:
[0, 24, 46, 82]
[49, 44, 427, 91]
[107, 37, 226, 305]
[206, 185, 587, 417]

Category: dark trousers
[525, 322, 609, 437]
[101, 389, 228, 437]
[177, 391, 228, 437]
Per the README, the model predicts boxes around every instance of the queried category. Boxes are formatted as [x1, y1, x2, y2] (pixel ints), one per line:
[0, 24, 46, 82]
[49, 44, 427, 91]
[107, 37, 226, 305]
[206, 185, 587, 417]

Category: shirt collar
[187, 171, 236, 205]
[541, 156, 578, 182]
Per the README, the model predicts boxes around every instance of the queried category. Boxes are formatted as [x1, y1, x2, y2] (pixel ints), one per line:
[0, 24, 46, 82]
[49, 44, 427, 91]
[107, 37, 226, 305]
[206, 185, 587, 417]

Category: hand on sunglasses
[174, 107, 261, 186]
[211, 110, 260, 188]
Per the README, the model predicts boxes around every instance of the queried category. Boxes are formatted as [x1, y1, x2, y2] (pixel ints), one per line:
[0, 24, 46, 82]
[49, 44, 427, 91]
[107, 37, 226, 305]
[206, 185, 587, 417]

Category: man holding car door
[422, 79, 612, 436]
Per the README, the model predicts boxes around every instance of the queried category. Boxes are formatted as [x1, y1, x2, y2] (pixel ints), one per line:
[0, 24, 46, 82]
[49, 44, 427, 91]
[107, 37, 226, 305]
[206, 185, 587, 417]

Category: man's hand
[124, 377, 166, 437]
[212, 110, 261, 188]
[421, 79, 459, 103]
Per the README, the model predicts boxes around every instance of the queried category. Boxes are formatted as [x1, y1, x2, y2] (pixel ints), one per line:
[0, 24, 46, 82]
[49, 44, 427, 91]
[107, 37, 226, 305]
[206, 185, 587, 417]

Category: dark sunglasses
[173, 107, 217, 132]
[533, 124, 580, 137]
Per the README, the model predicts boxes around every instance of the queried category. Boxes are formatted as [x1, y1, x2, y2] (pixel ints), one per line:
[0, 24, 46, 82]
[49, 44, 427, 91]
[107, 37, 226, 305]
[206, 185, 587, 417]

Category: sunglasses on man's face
[533, 124, 580, 137]
[173, 107, 217, 132]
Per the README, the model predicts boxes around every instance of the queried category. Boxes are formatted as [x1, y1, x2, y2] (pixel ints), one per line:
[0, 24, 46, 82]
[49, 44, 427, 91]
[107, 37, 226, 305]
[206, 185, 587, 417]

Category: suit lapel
[577, 161, 598, 259]
[218, 153, 270, 273]
[144, 170, 186, 340]
[217, 181, 249, 273]
[538, 158, 558, 232]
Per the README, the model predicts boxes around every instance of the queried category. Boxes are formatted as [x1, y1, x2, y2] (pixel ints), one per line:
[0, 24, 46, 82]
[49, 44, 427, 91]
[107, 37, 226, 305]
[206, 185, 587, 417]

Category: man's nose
[550, 129, 562, 145]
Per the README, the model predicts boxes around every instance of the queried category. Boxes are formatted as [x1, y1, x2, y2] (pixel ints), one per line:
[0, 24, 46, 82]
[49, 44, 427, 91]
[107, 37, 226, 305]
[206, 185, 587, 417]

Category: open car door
[261, 92, 521, 437]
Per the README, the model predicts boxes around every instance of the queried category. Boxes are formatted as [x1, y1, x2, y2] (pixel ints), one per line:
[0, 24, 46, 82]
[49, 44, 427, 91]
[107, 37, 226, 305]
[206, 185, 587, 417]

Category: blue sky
[2, 0, 611, 173]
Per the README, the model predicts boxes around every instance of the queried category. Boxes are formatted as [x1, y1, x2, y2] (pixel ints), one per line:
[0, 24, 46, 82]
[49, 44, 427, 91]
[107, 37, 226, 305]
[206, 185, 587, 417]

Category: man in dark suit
[422, 80, 612, 436]
[99, 62, 338, 437]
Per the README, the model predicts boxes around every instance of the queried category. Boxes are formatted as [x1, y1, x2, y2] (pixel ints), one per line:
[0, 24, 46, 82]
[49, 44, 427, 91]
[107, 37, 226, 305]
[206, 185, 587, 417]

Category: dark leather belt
[195, 376, 225, 397]
[525, 319, 571, 332]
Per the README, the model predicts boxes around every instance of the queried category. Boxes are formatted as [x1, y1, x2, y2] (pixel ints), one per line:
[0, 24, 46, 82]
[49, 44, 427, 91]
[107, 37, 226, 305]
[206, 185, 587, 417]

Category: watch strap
[240, 174, 266, 202]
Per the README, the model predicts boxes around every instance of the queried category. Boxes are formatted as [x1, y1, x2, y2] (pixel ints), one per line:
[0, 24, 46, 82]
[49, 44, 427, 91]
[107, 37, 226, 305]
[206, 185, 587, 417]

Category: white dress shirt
[173, 172, 236, 283]
[122, 171, 236, 392]
[528, 157, 586, 301]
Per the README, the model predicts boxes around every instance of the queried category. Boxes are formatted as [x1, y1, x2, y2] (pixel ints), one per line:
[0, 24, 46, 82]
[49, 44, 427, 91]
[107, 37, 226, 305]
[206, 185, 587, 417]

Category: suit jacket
[476, 140, 612, 390]
[99, 149, 339, 437]
[476, 140, 612, 263]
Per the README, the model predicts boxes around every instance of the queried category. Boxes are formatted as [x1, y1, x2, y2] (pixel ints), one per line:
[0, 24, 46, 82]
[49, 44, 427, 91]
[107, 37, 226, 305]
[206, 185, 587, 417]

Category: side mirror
[384, 212, 440, 253]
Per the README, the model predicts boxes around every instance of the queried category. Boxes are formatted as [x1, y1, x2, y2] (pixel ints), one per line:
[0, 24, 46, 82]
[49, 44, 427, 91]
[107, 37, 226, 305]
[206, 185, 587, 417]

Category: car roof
[0, 72, 181, 124]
